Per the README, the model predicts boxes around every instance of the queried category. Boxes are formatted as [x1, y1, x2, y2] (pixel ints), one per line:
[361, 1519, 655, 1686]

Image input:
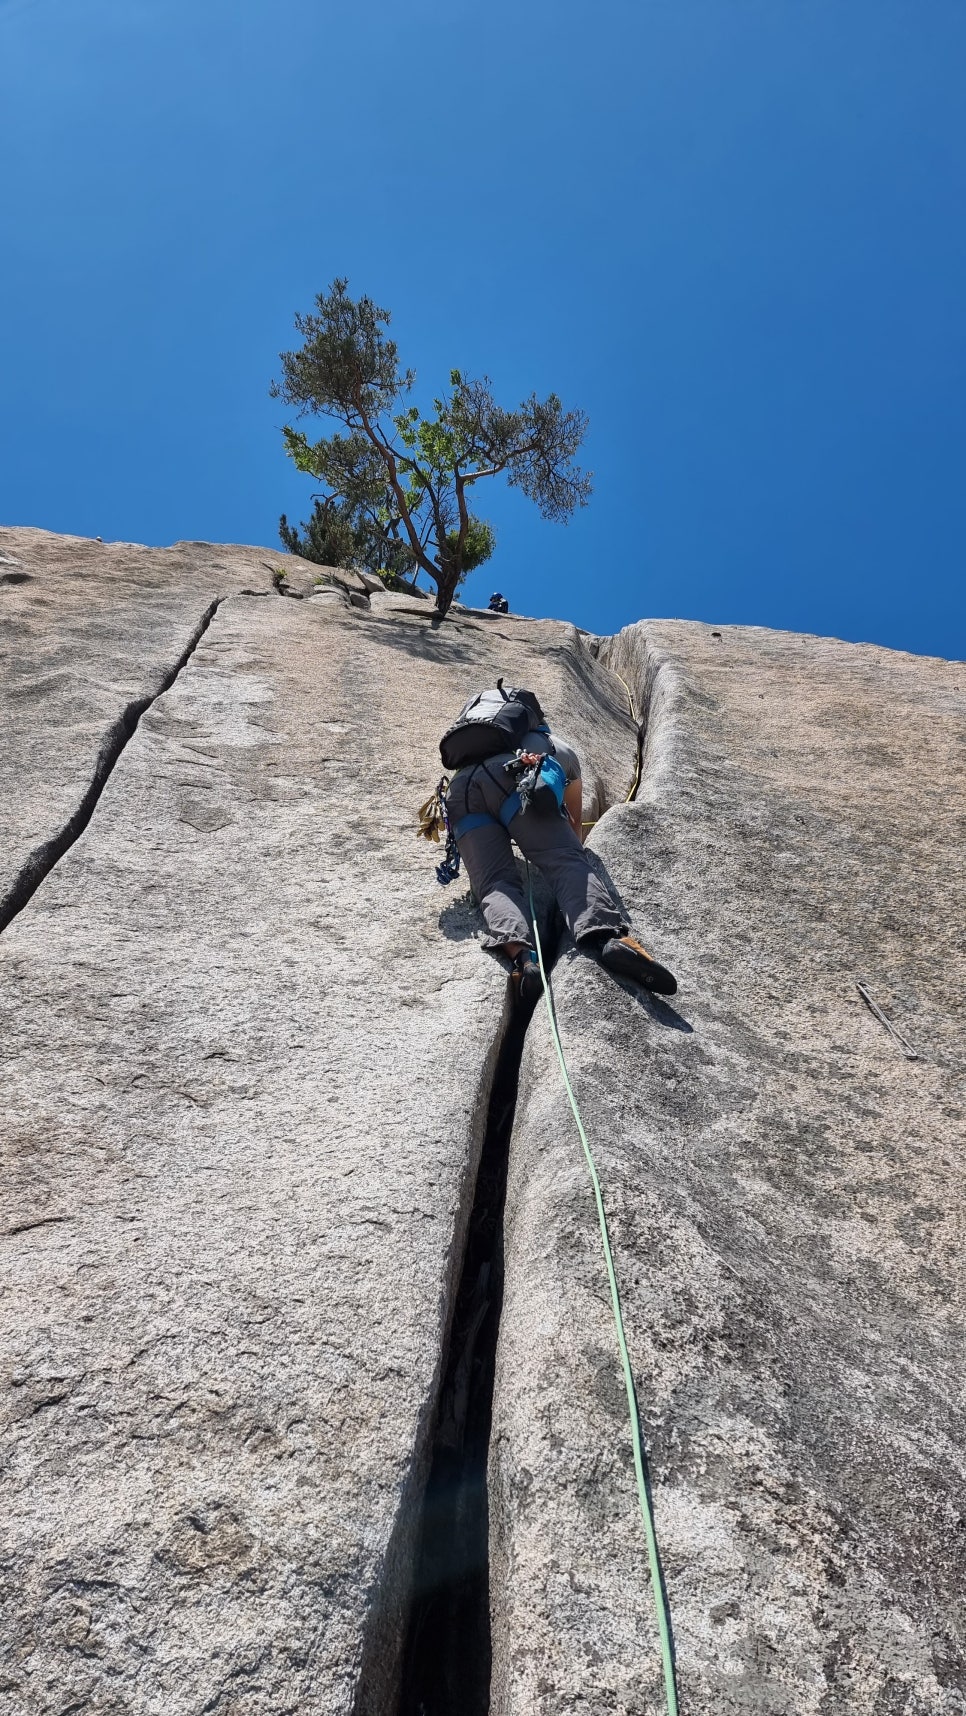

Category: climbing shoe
[599, 935, 677, 996]
[511, 948, 543, 1007]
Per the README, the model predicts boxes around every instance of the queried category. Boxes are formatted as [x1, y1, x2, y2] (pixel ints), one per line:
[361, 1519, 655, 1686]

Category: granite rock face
[0, 526, 381, 931]
[0, 530, 634, 1714]
[0, 527, 278, 930]
[3, 530, 964, 1715]
[490, 622, 966, 1715]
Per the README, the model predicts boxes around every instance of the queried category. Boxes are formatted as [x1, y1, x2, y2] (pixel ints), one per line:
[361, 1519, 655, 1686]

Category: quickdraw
[416, 777, 462, 885]
[503, 749, 566, 817]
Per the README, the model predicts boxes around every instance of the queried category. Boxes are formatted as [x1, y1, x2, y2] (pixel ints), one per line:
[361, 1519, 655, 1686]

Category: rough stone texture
[0, 531, 634, 1714]
[490, 621, 966, 1715]
[0, 526, 382, 929]
[6, 533, 965, 1715]
[0, 527, 279, 927]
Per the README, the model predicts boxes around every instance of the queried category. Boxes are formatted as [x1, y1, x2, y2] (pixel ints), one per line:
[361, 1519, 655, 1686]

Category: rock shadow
[566, 849, 695, 1034]
[437, 862, 556, 950]
[630, 988, 693, 1033]
[437, 893, 481, 942]
[361, 613, 479, 667]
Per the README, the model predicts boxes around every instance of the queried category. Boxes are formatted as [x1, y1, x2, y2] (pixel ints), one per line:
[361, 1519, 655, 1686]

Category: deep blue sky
[2, 0, 964, 658]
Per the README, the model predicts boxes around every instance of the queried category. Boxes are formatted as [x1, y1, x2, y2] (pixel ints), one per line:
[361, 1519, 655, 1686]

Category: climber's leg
[508, 810, 628, 945]
[510, 813, 678, 992]
[447, 767, 533, 951]
[455, 820, 533, 950]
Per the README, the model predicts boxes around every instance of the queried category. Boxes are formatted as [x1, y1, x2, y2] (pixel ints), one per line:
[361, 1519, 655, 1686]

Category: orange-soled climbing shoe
[599, 934, 677, 996]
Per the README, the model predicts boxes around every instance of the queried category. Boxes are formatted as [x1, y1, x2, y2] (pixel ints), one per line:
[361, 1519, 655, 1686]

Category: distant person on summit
[487, 592, 510, 614]
[436, 682, 677, 1006]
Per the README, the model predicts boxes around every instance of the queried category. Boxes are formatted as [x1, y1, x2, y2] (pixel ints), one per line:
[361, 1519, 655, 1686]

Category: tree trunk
[433, 565, 460, 619]
[432, 580, 459, 621]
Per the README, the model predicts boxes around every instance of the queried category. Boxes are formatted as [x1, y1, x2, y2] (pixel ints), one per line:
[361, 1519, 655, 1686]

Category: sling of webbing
[526, 861, 678, 1716]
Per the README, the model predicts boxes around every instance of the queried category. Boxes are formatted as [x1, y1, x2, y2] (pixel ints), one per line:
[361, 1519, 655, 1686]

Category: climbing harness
[506, 750, 567, 817]
[450, 752, 567, 842]
[526, 862, 679, 1716]
[422, 749, 568, 883]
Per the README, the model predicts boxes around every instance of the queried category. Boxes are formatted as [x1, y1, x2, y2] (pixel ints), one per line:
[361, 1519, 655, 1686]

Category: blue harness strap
[500, 790, 523, 827]
[452, 790, 522, 842]
[452, 810, 496, 839]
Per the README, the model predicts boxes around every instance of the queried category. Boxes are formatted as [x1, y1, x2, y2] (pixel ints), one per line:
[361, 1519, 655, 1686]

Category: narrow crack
[390, 660, 652, 1714]
[0, 598, 223, 938]
[396, 1009, 521, 1716]
[396, 929, 559, 1716]
[626, 715, 645, 804]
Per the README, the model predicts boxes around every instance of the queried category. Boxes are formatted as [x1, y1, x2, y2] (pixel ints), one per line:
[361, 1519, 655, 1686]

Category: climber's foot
[599, 934, 677, 996]
[510, 948, 543, 1007]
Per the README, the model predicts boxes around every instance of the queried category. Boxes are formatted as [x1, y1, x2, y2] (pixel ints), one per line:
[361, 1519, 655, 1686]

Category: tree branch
[353, 381, 438, 583]
[455, 467, 470, 557]
[461, 462, 509, 485]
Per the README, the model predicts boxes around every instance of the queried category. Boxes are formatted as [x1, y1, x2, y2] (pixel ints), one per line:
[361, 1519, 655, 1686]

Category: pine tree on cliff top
[271, 279, 592, 617]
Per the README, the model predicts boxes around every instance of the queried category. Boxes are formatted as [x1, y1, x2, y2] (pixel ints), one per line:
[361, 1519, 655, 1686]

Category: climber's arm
[564, 779, 583, 840]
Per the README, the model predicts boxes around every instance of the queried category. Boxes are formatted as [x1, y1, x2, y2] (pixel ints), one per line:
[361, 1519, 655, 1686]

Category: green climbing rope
[527, 863, 679, 1716]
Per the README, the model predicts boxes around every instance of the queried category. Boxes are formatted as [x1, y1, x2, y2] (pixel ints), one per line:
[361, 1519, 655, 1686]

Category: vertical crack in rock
[625, 711, 645, 804]
[600, 628, 673, 793]
[0, 598, 223, 937]
[391, 665, 646, 1716]
[396, 970, 554, 1716]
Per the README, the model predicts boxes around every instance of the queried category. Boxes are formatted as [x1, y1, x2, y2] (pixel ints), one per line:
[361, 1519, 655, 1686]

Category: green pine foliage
[270, 279, 591, 617]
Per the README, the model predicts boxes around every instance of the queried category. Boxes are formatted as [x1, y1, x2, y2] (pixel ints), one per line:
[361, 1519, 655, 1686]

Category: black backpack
[439, 680, 546, 770]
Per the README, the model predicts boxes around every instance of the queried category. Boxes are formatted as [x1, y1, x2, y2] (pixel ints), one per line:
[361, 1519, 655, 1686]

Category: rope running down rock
[526, 862, 678, 1716]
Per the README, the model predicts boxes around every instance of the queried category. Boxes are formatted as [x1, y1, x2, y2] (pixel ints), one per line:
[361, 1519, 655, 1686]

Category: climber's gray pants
[448, 762, 628, 953]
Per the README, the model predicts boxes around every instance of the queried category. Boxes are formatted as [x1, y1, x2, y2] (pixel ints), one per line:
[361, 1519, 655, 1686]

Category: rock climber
[436, 681, 677, 1006]
[487, 592, 510, 614]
